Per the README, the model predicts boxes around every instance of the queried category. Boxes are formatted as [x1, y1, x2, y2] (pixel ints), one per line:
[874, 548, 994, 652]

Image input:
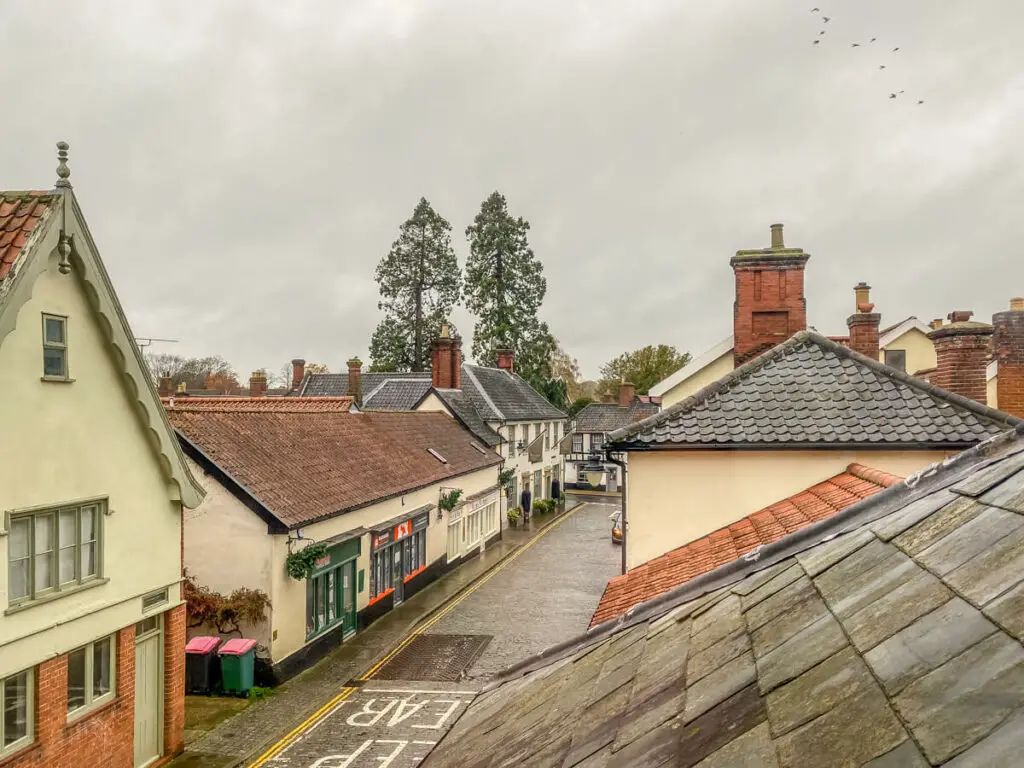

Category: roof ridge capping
[608, 330, 1023, 443]
[486, 422, 1024, 689]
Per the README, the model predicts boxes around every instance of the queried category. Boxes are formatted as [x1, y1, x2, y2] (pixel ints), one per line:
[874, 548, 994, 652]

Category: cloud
[1, 0, 1021, 379]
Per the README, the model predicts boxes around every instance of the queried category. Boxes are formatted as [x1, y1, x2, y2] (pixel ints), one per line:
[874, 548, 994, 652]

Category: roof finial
[55, 141, 72, 189]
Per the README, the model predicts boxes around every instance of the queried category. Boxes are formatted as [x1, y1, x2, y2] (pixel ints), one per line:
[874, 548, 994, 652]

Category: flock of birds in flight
[810, 7, 924, 104]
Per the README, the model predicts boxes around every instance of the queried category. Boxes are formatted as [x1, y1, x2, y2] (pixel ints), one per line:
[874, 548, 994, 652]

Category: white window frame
[591, 433, 605, 453]
[41, 312, 69, 380]
[6, 498, 104, 607]
[0, 668, 34, 757]
[508, 425, 516, 456]
[66, 634, 117, 721]
[572, 434, 583, 453]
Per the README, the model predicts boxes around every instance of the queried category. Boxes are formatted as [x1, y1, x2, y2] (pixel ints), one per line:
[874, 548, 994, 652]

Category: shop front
[304, 536, 359, 643]
[368, 507, 431, 610]
[446, 488, 501, 564]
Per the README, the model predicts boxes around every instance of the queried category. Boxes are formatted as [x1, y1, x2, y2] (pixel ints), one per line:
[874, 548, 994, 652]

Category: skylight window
[428, 448, 448, 464]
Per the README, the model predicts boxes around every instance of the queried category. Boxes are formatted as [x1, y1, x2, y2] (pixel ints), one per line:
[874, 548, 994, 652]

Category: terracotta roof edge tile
[846, 462, 903, 488]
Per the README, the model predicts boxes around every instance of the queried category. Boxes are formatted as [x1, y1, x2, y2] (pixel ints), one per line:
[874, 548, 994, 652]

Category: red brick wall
[163, 604, 186, 758]
[930, 332, 991, 403]
[847, 314, 881, 360]
[733, 264, 807, 365]
[994, 309, 1024, 417]
[432, 338, 453, 389]
[7, 627, 136, 768]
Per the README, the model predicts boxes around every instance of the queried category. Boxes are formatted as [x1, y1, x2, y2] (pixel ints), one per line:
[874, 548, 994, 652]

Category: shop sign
[372, 530, 393, 551]
[467, 492, 497, 513]
[393, 519, 413, 541]
[413, 512, 429, 532]
[449, 507, 462, 523]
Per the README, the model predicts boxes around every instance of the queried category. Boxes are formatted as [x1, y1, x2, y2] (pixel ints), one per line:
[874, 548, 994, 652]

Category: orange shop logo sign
[394, 520, 413, 540]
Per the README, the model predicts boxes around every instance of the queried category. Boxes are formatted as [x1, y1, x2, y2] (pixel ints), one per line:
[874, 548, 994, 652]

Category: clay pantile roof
[0, 191, 57, 282]
[609, 331, 1021, 449]
[162, 396, 351, 412]
[425, 425, 1024, 768]
[166, 408, 500, 528]
[589, 463, 902, 627]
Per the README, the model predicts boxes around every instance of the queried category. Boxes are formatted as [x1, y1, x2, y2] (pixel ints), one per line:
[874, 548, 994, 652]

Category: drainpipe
[605, 449, 628, 575]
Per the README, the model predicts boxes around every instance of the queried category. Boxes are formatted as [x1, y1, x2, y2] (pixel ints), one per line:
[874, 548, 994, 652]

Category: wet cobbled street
[423, 497, 622, 681]
[249, 498, 622, 768]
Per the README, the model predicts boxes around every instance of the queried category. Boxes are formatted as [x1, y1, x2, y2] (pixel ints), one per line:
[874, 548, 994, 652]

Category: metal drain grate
[372, 634, 493, 682]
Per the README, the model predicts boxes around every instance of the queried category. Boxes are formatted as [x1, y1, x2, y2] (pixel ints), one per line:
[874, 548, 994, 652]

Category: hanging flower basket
[286, 542, 329, 580]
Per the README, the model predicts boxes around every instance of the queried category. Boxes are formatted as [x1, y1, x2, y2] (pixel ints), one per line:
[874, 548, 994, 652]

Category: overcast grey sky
[2, 1, 1022, 381]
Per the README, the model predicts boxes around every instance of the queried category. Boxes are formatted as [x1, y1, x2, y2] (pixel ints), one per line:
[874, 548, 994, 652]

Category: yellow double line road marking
[247, 502, 590, 767]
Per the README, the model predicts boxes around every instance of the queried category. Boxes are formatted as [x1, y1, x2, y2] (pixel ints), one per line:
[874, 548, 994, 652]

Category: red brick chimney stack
[847, 282, 881, 360]
[291, 358, 306, 392]
[496, 348, 515, 374]
[451, 333, 463, 390]
[927, 311, 993, 403]
[431, 326, 454, 389]
[993, 297, 1024, 417]
[249, 371, 267, 397]
[619, 382, 635, 407]
[158, 371, 172, 397]
[347, 357, 362, 405]
[730, 223, 810, 366]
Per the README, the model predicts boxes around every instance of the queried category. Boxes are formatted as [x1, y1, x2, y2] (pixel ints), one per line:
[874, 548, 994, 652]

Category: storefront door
[534, 470, 543, 500]
[392, 544, 404, 604]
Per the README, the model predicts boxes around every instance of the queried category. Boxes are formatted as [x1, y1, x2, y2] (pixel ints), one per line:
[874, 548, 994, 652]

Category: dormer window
[42, 313, 68, 379]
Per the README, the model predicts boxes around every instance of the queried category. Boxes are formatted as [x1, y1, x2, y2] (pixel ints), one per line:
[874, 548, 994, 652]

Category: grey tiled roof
[609, 331, 1021, 449]
[573, 400, 660, 434]
[299, 371, 428, 398]
[362, 378, 433, 410]
[461, 364, 566, 422]
[434, 388, 503, 447]
[424, 425, 1024, 768]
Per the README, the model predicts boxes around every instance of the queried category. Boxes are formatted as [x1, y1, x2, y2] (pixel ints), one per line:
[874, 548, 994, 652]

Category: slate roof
[461, 364, 566, 421]
[574, 400, 661, 434]
[434, 388, 503, 447]
[299, 365, 563, 422]
[424, 425, 1024, 768]
[299, 371, 428, 398]
[589, 463, 902, 627]
[166, 407, 501, 528]
[0, 191, 57, 282]
[609, 331, 1021, 449]
[362, 378, 433, 410]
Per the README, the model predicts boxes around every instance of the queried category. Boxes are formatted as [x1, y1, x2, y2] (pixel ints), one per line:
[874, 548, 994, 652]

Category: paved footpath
[174, 498, 619, 768]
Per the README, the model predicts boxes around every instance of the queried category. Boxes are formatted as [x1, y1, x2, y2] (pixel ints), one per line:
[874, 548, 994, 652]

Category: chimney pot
[930, 318, 943, 330]
[847, 283, 881, 360]
[177, 381, 187, 394]
[619, 382, 636, 408]
[291, 358, 306, 392]
[770, 223, 784, 249]
[948, 310, 974, 324]
[346, 357, 362, 405]
[496, 348, 515, 373]
[1010, 297, 1024, 312]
